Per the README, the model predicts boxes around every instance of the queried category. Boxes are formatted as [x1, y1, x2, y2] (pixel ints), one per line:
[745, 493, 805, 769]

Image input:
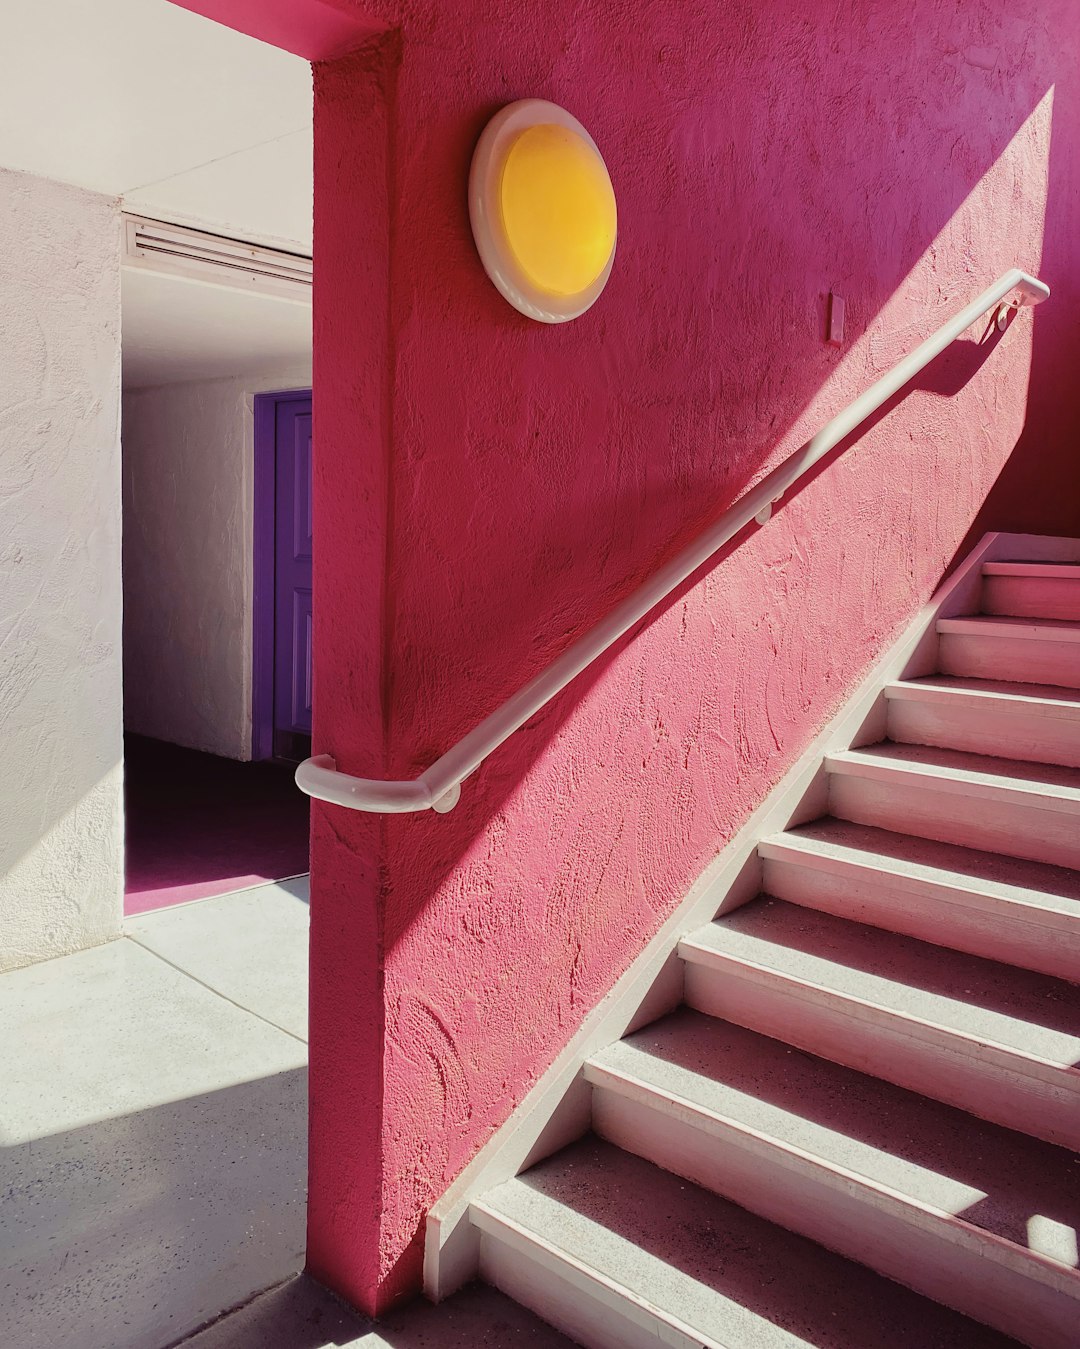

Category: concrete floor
[0, 876, 573, 1349]
[0, 879, 310, 1349]
[176, 1273, 577, 1348]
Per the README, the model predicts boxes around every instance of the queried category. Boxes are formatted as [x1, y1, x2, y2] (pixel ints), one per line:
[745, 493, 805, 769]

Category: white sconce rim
[469, 98, 617, 324]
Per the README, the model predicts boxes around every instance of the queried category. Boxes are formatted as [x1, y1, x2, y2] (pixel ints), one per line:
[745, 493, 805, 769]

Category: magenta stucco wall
[175, 0, 1080, 1316]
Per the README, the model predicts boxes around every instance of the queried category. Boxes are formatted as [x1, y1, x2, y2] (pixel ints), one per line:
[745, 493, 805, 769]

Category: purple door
[273, 397, 313, 759]
[254, 392, 313, 761]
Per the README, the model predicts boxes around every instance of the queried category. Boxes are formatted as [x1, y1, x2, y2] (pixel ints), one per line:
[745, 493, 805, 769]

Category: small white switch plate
[827, 292, 845, 346]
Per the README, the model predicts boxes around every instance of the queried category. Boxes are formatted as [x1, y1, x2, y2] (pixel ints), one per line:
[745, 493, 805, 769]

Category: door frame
[252, 388, 313, 760]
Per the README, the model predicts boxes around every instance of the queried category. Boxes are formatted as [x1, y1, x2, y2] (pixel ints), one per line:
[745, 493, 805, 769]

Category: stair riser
[828, 772, 1080, 870]
[760, 853, 1080, 983]
[475, 1221, 715, 1349]
[590, 1086, 1080, 1349]
[983, 575, 1080, 622]
[886, 696, 1080, 768]
[938, 632, 1080, 689]
[681, 957, 1080, 1148]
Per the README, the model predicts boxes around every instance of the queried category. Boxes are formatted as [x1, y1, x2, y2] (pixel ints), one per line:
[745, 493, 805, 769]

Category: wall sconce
[469, 99, 617, 323]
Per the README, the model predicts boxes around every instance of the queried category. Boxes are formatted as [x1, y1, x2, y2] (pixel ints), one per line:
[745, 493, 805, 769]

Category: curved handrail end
[296, 754, 448, 814]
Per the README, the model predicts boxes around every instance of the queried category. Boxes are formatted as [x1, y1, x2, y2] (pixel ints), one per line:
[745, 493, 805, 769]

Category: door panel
[291, 588, 313, 732]
[292, 417, 313, 559]
[273, 398, 313, 760]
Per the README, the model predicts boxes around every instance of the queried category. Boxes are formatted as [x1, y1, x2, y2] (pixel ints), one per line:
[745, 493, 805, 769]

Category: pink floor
[124, 735, 310, 915]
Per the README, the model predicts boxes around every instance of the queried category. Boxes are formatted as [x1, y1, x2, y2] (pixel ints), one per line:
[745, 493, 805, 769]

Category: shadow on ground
[175, 1275, 576, 1348]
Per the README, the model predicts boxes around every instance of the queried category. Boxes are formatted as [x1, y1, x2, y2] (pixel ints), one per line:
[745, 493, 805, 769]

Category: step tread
[475, 1135, 1021, 1349]
[680, 897, 1080, 1066]
[984, 562, 1080, 578]
[588, 1013, 1080, 1271]
[938, 614, 1080, 642]
[761, 818, 1080, 919]
[887, 674, 1080, 713]
[826, 741, 1080, 803]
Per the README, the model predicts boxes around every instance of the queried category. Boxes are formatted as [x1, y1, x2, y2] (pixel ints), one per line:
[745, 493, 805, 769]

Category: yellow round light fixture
[470, 100, 617, 322]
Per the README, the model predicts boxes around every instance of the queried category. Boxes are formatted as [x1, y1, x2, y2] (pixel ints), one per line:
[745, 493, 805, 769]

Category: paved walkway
[0, 879, 310, 1349]
[177, 1273, 575, 1347]
[1, 878, 573, 1349]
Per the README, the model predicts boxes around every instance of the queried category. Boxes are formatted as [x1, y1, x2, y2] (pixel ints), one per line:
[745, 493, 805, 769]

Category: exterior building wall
[174, 0, 1080, 1316]
[122, 366, 312, 760]
[0, 167, 123, 972]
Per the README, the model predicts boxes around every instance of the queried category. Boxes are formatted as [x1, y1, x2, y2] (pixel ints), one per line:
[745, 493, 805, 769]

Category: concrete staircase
[468, 557, 1080, 1348]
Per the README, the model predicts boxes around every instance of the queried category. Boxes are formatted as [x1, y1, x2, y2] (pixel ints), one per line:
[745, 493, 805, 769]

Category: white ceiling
[3, 0, 313, 388]
[122, 269, 312, 388]
[2, 0, 313, 250]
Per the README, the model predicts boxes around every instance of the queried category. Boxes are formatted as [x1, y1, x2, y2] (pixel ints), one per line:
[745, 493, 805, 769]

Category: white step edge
[885, 677, 1080, 716]
[678, 923, 1080, 1148]
[984, 562, 1080, 577]
[937, 616, 1080, 642]
[826, 746, 1080, 869]
[758, 827, 1080, 982]
[883, 678, 1080, 768]
[471, 1199, 731, 1349]
[471, 1141, 1009, 1349]
[585, 1054, 1080, 1349]
[826, 746, 1080, 810]
[936, 616, 1080, 687]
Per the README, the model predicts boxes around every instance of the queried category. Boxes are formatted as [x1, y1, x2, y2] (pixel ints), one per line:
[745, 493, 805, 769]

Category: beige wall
[0, 167, 123, 971]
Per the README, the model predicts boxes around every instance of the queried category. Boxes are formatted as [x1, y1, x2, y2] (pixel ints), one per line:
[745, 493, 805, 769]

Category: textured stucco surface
[122, 367, 311, 760]
[0, 167, 123, 972]
[203, 0, 1080, 1314]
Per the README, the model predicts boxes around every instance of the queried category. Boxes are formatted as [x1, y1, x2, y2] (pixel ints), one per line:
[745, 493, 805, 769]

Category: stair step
[937, 614, 1080, 688]
[471, 1135, 1021, 1349]
[678, 897, 1080, 1146]
[759, 818, 1080, 982]
[885, 675, 1080, 767]
[826, 742, 1080, 869]
[986, 562, 1080, 577]
[983, 561, 1080, 622]
[585, 1013, 1079, 1348]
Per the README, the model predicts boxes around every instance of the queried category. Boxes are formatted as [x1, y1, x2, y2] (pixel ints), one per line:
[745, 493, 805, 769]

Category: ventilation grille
[122, 214, 312, 302]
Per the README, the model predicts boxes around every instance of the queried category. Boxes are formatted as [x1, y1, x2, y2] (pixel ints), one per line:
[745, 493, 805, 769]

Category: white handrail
[297, 268, 1049, 814]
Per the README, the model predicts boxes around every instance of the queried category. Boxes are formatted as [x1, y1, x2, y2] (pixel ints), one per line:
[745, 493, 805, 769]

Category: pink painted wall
[176, 0, 1080, 1317]
[963, 48, 1080, 550]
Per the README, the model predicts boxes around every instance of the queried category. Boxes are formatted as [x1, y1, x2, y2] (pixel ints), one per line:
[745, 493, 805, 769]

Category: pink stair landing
[468, 555, 1080, 1349]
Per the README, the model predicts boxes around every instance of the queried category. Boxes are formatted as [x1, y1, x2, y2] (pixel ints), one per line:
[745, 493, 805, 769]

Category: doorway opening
[120, 222, 313, 915]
